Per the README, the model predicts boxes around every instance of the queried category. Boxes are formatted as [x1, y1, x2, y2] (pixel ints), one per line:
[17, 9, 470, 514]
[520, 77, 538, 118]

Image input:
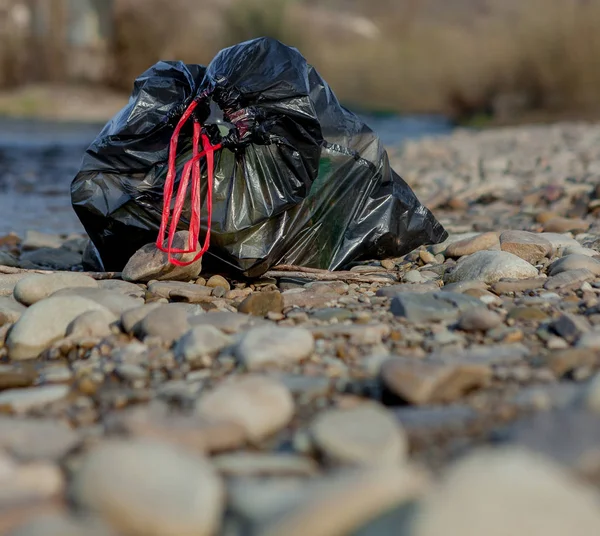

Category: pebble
[13, 273, 98, 306]
[403, 270, 423, 283]
[213, 452, 318, 477]
[0, 364, 37, 389]
[106, 404, 246, 453]
[97, 278, 146, 298]
[445, 232, 500, 258]
[391, 291, 481, 323]
[550, 313, 591, 343]
[122, 231, 203, 283]
[238, 290, 284, 316]
[66, 309, 117, 338]
[444, 251, 539, 284]
[381, 357, 491, 405]
[174, 325, 232, 363]
[51, 287, 144, 315]
[282, 288, 341, 309]
[233, 326, 314, 369]
[120, 303, 162, 335]
[576, 330, 600, 349]
[310, 404, 407, 466]
[206, 275, 230, 291]
[256, 466, 427, 536]
[21, 230, 64, 250]
[491, 278, 546, 294]
[0, 456, 64, 504]
[499, 230, 553, 263]
[507, 306, 549, 321]
[196, 375, 294, 441]
[585, 373, 600, 414]
[0, 385, 70, 413]
[563, 245, 600, 257]
[0, 416, 79, 461]
[7, 296, 112, 360]
[188, 311, 265, 334]
[539, 232, 580, 251]
[377, 282, 440, 297]
[414, 448, 600, 536]
[71, 439, 224, 536]
[457, 308, 503, 331]
[544, 268, 595, 290]
[0, 297, 27, 324]
[138, 304, 193, 344]
[548, 254, 600, 276]
[543, 216, 589, 233]
[504, 411, 600, 473]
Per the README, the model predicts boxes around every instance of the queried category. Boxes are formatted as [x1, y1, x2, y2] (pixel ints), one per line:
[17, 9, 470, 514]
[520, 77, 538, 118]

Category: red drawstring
[156, 98, 222, 266]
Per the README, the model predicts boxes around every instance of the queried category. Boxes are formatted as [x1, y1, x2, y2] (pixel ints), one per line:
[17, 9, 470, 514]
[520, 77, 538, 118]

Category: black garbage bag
[71, 37, 447, 277]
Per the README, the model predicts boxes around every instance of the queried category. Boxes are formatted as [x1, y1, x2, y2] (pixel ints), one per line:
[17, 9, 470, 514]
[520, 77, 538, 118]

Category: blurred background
[1, 0, 600, 236]
[1, 0, 600, 124]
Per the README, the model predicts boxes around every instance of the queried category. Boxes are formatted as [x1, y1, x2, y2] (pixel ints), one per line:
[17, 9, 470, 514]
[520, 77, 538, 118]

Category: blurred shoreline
[3, 1, 600, 126]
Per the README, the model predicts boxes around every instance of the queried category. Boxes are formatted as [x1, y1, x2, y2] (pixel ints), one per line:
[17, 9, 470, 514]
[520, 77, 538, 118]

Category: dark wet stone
[550, 313, 591, 343]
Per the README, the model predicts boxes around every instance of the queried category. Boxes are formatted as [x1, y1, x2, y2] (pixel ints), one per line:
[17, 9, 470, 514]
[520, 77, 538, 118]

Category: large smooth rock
[138, 304, 195, 344]
[196, 375, 294, 441]
[444, 251, 539, 284]
[7, 296, 112, 360]
[0, 296, 27, 325]
[445, 232, 500, 258]
[174, 325, 232, 363]
[71, 440, 224, 536]
[50, 287, 143, 315]
[254, 466, 428, 536]
[548, 254, 600, 276]
[0, 416, 80, 461]
[382, 357, 491, 405]
[499, 230, 553, 263]
[122, 231, 203, 283]
[310, 404, 407, 466]
[0, 385, 70, 413]
[13, 273, 98, 306]
[234, 326, 314, 370]
[414, 448, 600, 536]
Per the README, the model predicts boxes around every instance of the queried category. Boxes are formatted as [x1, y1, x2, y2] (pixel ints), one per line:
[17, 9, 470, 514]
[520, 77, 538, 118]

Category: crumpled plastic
[71, 37, 447, 277]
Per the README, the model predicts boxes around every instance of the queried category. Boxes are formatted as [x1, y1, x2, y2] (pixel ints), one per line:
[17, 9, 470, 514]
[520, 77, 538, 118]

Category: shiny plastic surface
[71, 38, 447, 276]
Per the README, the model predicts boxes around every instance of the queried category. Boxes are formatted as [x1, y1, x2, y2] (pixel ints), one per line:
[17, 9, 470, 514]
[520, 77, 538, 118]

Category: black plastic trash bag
[71, 37, 447, 277]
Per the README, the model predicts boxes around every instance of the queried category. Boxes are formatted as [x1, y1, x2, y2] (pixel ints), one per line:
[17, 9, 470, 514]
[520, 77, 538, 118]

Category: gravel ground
[2, 122, 600, 535]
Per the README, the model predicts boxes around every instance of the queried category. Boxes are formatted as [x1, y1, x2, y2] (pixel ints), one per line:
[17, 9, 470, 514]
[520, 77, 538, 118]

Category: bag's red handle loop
[156, 98, 222, 266]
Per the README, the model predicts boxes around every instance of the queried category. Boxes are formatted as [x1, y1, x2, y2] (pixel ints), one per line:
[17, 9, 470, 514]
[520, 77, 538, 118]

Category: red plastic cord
[156, 99, 222, 266]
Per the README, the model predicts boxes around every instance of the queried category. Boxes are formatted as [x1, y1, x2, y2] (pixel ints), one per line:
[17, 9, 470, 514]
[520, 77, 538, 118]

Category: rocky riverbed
[2, 122, 600, 535]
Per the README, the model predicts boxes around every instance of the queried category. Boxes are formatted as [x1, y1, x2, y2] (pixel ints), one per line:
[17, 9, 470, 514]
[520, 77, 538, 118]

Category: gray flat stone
[390, 292, 481, 323]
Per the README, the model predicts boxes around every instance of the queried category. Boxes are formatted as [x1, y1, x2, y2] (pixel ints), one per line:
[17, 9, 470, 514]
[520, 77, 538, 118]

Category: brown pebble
[238, 290, 284, 317]
[457, 308, 503, 332]
[206, 275, 231, 291]
[445, 232, 500, 258]
[543, 217, 589, 233]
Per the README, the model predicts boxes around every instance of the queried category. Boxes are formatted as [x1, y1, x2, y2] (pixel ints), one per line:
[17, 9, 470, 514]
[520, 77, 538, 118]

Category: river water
[0, 114, 453, 237]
